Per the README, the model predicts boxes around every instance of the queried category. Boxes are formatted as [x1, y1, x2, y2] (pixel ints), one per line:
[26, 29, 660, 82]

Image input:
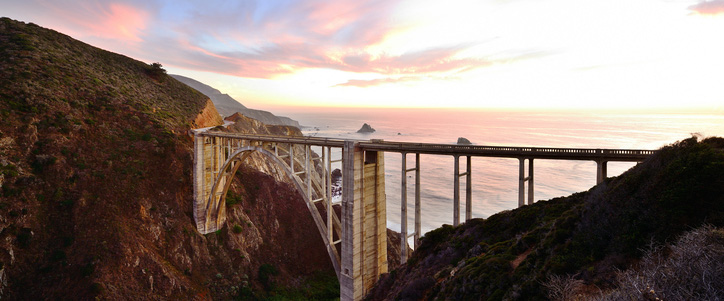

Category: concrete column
[453, 155, 460, 226]
[528, 158, 534, 205]
[340, 142, 387, 301]
[414, 153, 421, 249]
[340, 141, 357, 301]
[306, 145, 311, 201]
[192, 133, 206, 232]
[465, 156, 472, 221]
[518, 158, 525, 207]
[326, 147, 333, 246]
[289, 143, 294, 173]
[400, 153, 408, 263]
[596, 160, 608, 184]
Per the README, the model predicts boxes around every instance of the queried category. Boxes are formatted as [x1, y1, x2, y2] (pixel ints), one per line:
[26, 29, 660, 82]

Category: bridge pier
[596, 160, 608, 184]
[340, 141, 387, 301]
[453, 155, 472, 226]
[518, 158, 534, 207]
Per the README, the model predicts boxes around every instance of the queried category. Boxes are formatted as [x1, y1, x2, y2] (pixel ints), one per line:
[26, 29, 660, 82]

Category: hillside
[0, 17, 336, 300]
[171, 74, 300, 127]
[367, 136, 724, 300]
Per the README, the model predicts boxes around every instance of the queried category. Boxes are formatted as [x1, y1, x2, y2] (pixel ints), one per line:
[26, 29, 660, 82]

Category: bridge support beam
[401, 153, 408, 264]
[518, 158, 534, 207]
[453, 155, 473, 225]
[340, 141, 388, 301]
[466, 156, 472, 221]
[453, 155, 460, 226]
[528, 158, 534, 205]
[414, 153, 421, 249]
[596, 160, 608, 184]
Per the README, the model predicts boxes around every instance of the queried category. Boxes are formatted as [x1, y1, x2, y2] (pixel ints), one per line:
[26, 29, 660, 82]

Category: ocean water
[276, 108, 724, 237]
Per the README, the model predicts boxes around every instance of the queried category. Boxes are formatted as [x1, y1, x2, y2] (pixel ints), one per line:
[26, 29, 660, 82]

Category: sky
[3, 0, 724, 112]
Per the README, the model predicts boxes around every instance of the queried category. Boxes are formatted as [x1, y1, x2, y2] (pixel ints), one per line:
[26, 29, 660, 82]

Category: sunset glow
[3, 0, 724, 112]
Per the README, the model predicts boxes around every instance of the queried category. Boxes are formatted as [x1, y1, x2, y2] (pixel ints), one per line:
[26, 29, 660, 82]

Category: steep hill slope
[0, 18, 334, 300]
[367, 137, 724, 300]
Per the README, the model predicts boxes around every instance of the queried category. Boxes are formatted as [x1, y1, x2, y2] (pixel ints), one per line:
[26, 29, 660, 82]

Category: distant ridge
[170, 74, 300, 128]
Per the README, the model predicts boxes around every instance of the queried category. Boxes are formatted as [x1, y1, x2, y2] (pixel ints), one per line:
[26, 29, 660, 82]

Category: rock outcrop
[193, 99, 224, 128]
[357, 123, 376, 133]
[456, 137, 472, 145]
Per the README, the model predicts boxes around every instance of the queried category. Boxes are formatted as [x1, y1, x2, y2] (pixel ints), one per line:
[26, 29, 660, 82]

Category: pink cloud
[689, 0, 724, 15]
[34, 1, 150, 42]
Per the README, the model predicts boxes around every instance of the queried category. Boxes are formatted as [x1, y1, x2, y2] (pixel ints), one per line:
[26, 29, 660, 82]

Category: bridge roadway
[196, 132, 654, 161]
[192, 131, 655, 300]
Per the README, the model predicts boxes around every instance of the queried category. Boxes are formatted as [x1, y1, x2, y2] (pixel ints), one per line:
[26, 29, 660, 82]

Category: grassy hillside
[367, 137, 724, 300]
[0, 17, 334, 300]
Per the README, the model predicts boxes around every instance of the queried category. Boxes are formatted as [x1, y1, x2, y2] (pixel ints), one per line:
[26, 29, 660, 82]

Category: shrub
[145, 62, 166, 80]
[542, 274, 584, 301]
[232, 224, 243, 234]
[258, 263, 279, 291]
[225, 190, 242, 206]
[592, 226, 724, 300]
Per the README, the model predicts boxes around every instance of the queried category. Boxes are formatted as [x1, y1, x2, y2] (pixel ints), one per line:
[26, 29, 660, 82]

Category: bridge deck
[196, 132, 655, 162]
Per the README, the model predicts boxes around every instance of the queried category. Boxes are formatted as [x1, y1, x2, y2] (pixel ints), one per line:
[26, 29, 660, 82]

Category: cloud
[688, 0, 724, 15]
[10, 0, 546, 81]
[29, 0, 152, 43]
[333, 76, 419, 87]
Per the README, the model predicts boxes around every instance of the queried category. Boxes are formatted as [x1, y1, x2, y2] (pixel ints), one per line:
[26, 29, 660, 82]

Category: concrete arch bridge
[191, 130, 654, 300]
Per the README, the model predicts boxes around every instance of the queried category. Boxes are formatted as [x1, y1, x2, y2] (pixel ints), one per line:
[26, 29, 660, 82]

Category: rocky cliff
[171, 74, 300, 128]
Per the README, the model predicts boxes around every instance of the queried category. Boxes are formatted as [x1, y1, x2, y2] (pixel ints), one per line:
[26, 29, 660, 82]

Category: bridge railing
[196, 132, 656, 159]
[358, 141, 654, 161]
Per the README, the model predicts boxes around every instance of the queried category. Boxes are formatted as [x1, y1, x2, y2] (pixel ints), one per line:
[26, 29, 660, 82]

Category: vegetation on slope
[367, 137, 724, 300]
[0, 18, 334, 300]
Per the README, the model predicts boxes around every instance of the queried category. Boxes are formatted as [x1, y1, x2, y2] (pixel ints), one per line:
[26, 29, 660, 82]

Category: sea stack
[457, 137, 472, 145]
[357, 123, 376, 133]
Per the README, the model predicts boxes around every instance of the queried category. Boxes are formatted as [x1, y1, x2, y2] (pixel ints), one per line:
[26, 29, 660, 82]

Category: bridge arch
[203, 145, 342, 278]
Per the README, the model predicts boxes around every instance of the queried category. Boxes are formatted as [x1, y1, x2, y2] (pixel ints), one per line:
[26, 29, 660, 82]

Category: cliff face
[0, 18, 333, 300]
[367, 137, 724, 300]
[194, 99, 224, 128]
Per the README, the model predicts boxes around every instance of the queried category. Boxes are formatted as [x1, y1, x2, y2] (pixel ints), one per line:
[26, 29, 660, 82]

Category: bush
[232, 224, 243, 234]
[145, 62, 166, 80]
[258, 263, 279, 291]
[593, 226, 724, 300]
[225, 190, 242, 206]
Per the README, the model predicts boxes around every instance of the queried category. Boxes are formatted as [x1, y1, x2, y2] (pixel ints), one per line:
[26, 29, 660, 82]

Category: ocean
[274, 108, 724, 237]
